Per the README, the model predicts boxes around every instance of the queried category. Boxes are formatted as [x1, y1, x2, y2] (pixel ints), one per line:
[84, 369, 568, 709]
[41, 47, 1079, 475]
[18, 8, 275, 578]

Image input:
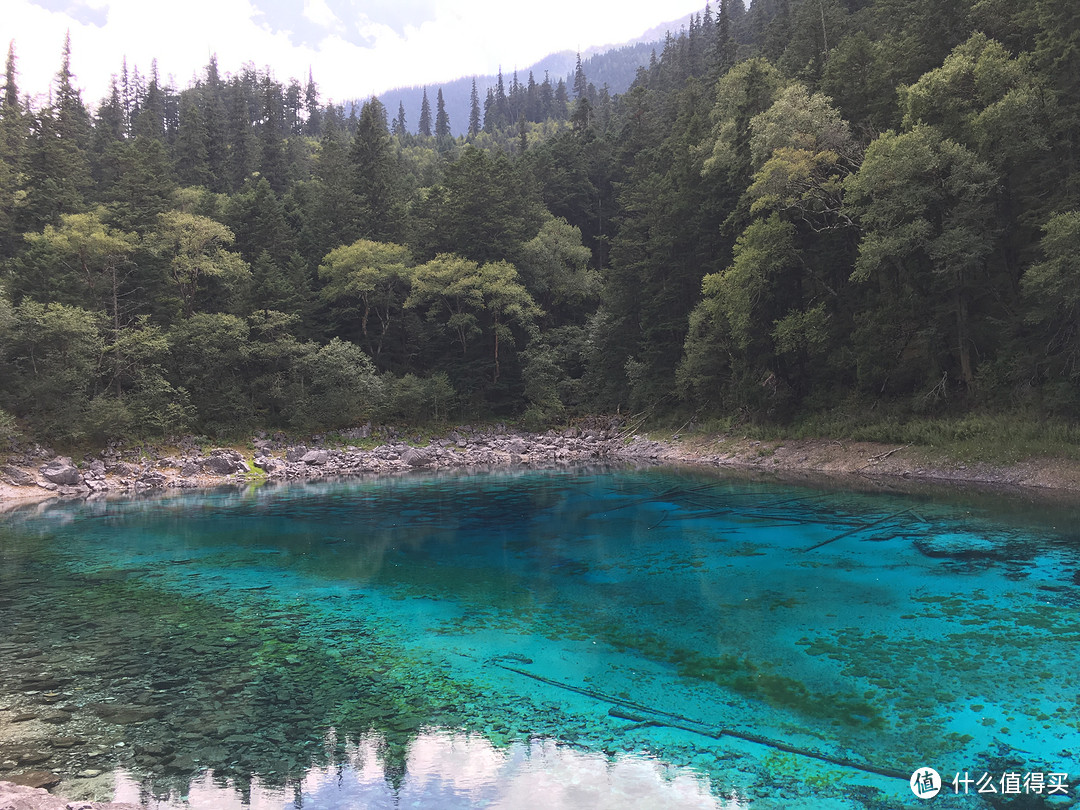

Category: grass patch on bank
[666, 409, 1080, 465]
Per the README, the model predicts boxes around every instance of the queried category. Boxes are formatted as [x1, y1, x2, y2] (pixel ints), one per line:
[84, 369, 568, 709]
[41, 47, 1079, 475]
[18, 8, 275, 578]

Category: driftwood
[802, 506, 914, 552]
[866, 443, 912, 464]
[490, 659, 908, 781]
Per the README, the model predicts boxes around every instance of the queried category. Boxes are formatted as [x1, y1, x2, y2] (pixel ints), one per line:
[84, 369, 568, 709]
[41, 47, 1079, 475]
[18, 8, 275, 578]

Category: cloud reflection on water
[111, 729, 738, 810]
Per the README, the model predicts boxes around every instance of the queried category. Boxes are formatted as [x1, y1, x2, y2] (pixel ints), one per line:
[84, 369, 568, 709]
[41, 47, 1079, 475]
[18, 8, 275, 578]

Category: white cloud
[7, 0, 707, 108]
[303, 0, 342, 30]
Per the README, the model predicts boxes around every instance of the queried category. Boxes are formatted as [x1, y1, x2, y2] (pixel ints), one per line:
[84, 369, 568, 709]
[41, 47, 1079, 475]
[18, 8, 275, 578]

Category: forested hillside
[1, 0, 1078, 445]
[375, 41, 657, 138]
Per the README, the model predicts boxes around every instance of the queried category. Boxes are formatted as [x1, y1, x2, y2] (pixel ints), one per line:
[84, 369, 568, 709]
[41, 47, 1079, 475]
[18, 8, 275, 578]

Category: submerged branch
[491, 659, 908, 781]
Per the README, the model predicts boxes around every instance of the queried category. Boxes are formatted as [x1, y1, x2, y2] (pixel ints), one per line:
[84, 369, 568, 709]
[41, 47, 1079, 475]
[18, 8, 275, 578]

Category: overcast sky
[6, 0, 707, 108]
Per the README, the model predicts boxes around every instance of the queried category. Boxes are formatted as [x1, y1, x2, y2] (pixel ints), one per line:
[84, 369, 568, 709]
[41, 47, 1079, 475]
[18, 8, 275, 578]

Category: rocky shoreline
[4, 419, 1080, 510]
[0, 420, 662, 507]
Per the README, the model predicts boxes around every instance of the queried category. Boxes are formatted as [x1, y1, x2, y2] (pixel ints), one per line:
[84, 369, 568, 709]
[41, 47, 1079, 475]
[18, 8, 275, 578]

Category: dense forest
[1, 0, 1079, 445]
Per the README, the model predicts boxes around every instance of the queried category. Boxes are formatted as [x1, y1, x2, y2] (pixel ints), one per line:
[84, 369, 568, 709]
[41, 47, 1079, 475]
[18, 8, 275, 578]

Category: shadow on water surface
[1, 466, 1077, 809]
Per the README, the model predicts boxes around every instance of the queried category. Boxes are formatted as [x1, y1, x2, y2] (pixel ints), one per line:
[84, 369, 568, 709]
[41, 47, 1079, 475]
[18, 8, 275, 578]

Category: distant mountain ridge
[367, 9, 700, 136]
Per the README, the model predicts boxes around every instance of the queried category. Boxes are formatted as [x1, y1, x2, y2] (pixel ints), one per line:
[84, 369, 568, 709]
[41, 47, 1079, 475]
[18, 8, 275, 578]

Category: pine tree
[716, 0, 737, 75]
[468, 79, 481, 137]
[554, 79, 569, 119]
[500, 70, 513, 124]
[284, 79, 302, 135]
[392, 101, 407, 137]
[350, 97, 402, 242]
[119, 57, 132, 135]
[435, 88, 451, 139]
[509, 71, 523, 120]
[304, 68, 322, 137]
[483, 88, 496, 133]
[202, 56, 228, 191]
[259, 76, 287, 192]
[573, 53, 588, 100]
[174, 91, 210, 187]
[135, 59, 166, 140]
[525, 72, 540, 122]
[91, 78, 125, 180]
[300, 122, 359, 257]
[1, 41, 28, 257]
[226, 74, 254, 190]
[539, 72, 555, 118]
[418, 89, 432, 137]
[24, 32, 93, 228]
[2, 41, 18, 111]
[163, 79, 180, 142]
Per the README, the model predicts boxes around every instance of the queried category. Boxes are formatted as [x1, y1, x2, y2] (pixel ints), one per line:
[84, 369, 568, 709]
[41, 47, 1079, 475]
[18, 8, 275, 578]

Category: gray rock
[138, 471, 167, 488]
[339, 424, 372, 440]
[16, 753, 49, 767]
[201, 453, 244, 475]
[39, 458, 81, 486]
[401, 448, 431, 467]
[285, 447, 308, 462]
[253, 456, 285, 475]
[1, 465, 35, 486]
[300, 450, 329, 465]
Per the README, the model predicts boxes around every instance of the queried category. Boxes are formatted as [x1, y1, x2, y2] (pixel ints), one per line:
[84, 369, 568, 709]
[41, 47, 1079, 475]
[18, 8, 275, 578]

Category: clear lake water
[0, 465, 1077, 809]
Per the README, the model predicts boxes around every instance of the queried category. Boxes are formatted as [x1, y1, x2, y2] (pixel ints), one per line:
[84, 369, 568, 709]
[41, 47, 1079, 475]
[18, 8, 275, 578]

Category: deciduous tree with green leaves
[319, 239, 414, 366]
[407, 253, 541, 384]
[149, 211, 250, 316]
[843, 125, 999, 394]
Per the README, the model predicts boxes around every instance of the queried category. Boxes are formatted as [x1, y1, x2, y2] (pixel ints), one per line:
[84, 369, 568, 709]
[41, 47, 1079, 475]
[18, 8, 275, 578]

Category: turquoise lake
[0, 466, 1077, 809]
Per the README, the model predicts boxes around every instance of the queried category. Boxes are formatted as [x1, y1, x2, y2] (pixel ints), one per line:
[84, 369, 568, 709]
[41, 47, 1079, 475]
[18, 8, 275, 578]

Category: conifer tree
[304, 68, 322, 137]
[539, 72, 555, 118]
[483, 88, 496, 133]
[392, 102, 407, 137]
[284, 78, 302, 135]
[2, 42, 18, 111]
[174, 92, 210, 187]
[525, 72, 540, 121]
[435, 88, 451, 139]
[91, 78, 125, 184]
[350, 97, 402, 242]
[1, 41, 27, 257]
[259, 76, 287, 192]
[495, 68, 510, 126]
[717, 0, 737, 75]
[468, 79, 481, 138]
[573, 53, 588, 100]
[202, 57, 228, 191]
[119, 57, 132, 134]
[226, 74, 254, 190]
[418, 89, 432, 137]
[136, 59, 166, 140]
[24, 33, 92, 228]
[554, 79, 569, 119]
